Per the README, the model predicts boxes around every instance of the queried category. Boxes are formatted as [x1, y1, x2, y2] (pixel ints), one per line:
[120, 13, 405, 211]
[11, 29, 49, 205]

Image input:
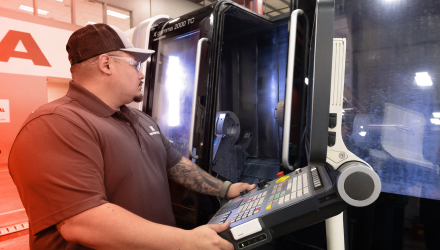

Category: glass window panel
[151, 31, 200, 158]
[37, 0, 71, 24]
[334, 0, 440, 200]
[107, 5, 130, 31]
[75, 0, 102, 26]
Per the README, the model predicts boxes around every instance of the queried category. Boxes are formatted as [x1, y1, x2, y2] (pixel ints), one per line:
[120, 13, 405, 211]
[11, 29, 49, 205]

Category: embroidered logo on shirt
[149, 126, 160, 135]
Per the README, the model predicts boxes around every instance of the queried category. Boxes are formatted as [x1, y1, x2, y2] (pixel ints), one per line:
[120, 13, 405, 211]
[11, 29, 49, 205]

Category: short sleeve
[8, 114, 108, 235]
[160, 131, 182, 170]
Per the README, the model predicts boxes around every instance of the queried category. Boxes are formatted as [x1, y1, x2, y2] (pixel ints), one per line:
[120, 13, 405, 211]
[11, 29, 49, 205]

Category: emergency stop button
[277, 171, 284, 178]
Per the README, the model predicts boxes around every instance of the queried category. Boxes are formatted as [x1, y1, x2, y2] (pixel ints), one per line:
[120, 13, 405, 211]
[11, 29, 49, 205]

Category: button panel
[230, 172, 311, 222]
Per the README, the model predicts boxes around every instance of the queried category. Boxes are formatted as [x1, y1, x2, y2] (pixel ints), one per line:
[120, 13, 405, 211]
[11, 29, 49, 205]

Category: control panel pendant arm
[189, 37, 209, 159]
[282, 9, 305, 171]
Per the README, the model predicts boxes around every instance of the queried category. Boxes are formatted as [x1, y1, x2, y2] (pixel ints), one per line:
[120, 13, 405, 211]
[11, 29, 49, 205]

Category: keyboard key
[262, 191, 267, 196]
[297, 189, 303, 197]
[304, 188, 309, 195]
[279, 197, 285, 205]
[303, 174, 308, 187]
[257, 193, 262, 199]
[285, 195, 290, 202]
[291, 192, 296, 199]
[237, 206, 243, 213]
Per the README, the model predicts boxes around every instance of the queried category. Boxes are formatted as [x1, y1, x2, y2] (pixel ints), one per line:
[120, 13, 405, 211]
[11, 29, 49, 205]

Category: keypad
[231, 172, 312, 222]
[232, 191, 267, 223]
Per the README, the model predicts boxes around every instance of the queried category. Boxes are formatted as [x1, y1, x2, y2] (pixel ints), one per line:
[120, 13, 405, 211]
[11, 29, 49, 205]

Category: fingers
[206, 222, 234, 250]
[207, 221, 231, 233]
[238, 183, 256, 191]
[220, 238, 234, 250]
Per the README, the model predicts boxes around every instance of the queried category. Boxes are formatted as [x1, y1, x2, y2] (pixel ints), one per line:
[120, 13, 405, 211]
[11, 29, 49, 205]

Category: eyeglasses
[107, 55, 142, 72]
[93, 54, 142, 72]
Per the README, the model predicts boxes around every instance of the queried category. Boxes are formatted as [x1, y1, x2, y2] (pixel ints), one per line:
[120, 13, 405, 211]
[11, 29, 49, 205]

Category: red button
[255, 208, 260, 211]
[277, 171, 284, 178]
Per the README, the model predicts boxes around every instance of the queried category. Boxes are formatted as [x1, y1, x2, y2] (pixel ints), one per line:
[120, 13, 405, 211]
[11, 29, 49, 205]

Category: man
[9, 24, 255, 249]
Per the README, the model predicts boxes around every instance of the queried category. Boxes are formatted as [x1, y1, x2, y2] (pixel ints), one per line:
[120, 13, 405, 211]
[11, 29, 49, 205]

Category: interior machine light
[433, 112, 440, 118]
[359, 131, 367, 136]
[305, 77, 309, 85]
[430, 118, 440, 125]
[415, 72, 433, 86]
[165, 56, 183, 127]
[86, 21, 96, 25]
[18, 5, 49, 15]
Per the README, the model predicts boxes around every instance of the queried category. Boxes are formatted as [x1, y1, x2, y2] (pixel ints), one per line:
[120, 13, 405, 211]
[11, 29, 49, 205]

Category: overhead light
[86, 21, 96, 25]
[56, 0, 63, 2]
[305, 78, 309, 85]
[359, 131, 367, 136]
[415, 72, 433, 86]
[19, 5, 49, 15]
[431, 118, 440, 125]
[107, 10, 129, 19]
[433, 112, 440, 118]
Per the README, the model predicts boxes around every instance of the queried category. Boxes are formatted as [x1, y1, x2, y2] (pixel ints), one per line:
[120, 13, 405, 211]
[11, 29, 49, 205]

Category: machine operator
[8, 23, 255, 250]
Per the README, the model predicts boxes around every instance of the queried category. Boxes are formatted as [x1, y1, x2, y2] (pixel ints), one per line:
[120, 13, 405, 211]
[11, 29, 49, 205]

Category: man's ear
[97, 54, 112, 75]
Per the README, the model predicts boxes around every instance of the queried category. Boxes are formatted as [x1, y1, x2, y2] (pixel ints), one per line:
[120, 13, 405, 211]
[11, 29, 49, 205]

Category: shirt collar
[66, 80, 120, 117]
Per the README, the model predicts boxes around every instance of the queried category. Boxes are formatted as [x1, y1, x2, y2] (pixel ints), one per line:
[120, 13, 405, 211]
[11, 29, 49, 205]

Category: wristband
[219, 181, 232, 199]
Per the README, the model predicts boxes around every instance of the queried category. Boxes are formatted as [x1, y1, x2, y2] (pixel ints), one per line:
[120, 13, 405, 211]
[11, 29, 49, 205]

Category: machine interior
[212, 6, 305, 184]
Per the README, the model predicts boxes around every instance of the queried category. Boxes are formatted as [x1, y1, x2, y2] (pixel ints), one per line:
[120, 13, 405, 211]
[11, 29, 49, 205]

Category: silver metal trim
[189, 37, 209, 159]
[282, 10, 304, 170]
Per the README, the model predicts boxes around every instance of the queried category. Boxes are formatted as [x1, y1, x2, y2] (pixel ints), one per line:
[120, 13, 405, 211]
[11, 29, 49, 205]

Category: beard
[133, 82, 144, 102]
[133, 91, 143, 102]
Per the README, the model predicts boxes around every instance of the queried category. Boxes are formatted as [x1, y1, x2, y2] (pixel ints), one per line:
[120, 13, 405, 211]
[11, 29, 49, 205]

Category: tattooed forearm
[167, 157, 223, 196]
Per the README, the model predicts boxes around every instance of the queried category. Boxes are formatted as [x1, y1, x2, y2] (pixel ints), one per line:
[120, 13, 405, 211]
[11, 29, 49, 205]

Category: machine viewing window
[211, 6, 306, 184]
[151, 31, 201, 158]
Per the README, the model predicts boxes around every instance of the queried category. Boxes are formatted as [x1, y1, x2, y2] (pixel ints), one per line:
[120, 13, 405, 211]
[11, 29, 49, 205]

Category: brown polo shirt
[8, 81, 182, 249]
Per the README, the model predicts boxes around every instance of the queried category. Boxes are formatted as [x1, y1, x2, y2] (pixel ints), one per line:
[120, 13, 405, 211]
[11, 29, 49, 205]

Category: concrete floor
[0, 163, 29, 249]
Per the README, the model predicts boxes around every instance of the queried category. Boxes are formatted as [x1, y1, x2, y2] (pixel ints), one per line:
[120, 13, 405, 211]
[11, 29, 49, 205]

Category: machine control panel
[208, 165, 335, 249]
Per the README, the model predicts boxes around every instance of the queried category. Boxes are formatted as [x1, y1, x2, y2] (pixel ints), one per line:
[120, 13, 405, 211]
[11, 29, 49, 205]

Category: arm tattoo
[56, 221, 66, 232]
[167, 158, 223, 196]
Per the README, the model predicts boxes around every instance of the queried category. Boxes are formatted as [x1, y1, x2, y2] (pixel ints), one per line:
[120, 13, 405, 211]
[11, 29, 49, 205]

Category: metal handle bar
[282, 10, 304, 170]
[189, 37, 208, 159]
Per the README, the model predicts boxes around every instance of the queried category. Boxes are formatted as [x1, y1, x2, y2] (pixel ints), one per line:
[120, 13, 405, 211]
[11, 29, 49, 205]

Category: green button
[240, 203, 245, 206]
[274, 193, 280, 199]
[281, 191, 286, 195]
